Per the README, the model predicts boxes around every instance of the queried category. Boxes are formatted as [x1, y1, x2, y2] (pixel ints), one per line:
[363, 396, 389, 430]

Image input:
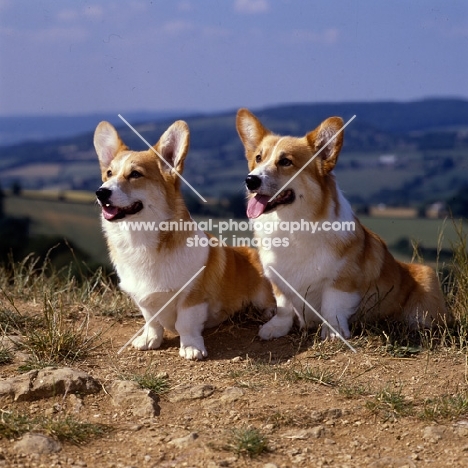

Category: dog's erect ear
[94, 121, 127, 171]
[307, 117, 344, 174]
[236, 108, 270, 158]
[155, 120, 190, 174]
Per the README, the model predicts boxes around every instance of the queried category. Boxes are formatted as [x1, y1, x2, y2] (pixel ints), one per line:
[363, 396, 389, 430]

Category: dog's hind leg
[252, 280, 277, 320]
[320, 289, 361, 340]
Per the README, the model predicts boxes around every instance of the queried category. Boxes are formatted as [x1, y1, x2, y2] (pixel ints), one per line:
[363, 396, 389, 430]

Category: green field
[4, 194, 467, 267]
[359, 216, 463, 249]
[4, 195, 108, 264]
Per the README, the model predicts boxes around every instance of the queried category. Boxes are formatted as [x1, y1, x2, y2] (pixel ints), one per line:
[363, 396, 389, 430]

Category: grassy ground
[0, 224, 467, 466]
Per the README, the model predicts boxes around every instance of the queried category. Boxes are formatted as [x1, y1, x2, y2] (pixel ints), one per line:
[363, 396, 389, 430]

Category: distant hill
[253, 98, 468, 133]
[1, 98, 467, 204]
[0, 110, 192, 146]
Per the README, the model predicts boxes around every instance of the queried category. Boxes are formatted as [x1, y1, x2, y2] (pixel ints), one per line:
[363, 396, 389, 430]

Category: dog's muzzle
[95, 187, 143, 221]
[245, 175, 262, 191]
[96, 187, 112, 203]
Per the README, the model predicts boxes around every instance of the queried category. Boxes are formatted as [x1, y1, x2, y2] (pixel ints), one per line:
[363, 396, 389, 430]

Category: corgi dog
[94, 120, 275, 360]
[236, 108, 450, 341]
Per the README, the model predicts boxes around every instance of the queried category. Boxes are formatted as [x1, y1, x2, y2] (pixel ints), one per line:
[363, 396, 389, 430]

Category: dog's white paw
[179, 345, 207, 361]
[320, 325, 351, 341]
[258, 318, 291, 340]
[132, 333, 163, 350]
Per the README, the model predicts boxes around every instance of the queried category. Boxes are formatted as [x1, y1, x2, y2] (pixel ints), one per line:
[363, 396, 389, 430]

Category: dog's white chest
[106, 226, 209, 303]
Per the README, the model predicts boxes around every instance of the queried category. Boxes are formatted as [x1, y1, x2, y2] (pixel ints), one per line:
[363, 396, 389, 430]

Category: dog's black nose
[245, 175, 262, 191]
[96, 187, 112, 202]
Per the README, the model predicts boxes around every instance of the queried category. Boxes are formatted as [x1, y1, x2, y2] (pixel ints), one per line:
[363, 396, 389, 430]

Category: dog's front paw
[179, 345, 207, 361]
[179, 335, 207, 360]
[320, 324, 351, 341]
[258, 316, 292, 340]
[132, 333, 163, 350]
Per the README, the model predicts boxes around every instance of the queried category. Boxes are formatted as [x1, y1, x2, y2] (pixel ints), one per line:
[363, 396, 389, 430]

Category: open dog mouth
[101, 201, 143, 221]
[246, 189, 295, 219]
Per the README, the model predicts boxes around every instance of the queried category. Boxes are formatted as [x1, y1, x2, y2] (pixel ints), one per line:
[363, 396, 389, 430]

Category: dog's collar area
[101, 201, 143, 221]
[247, 189, 295, 219]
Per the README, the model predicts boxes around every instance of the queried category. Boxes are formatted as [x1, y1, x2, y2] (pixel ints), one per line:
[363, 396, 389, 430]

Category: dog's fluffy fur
[236, 108, 451, 340]
[94, 120, 275, 360]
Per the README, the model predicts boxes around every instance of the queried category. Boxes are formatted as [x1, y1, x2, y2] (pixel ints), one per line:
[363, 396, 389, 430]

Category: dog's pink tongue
[247, 194, 270, 219]
[102, 205, 119, 221]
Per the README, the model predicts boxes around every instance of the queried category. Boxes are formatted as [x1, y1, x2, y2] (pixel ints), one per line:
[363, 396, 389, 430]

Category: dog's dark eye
[106, 170, 112, 177]
[129, 170, 142, 179]
[255, 154, 262, 163]
[278, 158, 292, 167]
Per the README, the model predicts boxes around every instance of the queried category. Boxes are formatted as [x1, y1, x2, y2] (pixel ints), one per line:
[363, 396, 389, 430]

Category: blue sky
[0, 0, 467, 116]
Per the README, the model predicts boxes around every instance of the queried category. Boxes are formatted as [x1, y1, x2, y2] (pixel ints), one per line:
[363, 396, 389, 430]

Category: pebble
[13, 433, 62, 455]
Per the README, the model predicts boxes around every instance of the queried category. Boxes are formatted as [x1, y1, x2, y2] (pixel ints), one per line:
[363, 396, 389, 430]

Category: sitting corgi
[94, 120, 275, 359]
[236, 108, 450, 340]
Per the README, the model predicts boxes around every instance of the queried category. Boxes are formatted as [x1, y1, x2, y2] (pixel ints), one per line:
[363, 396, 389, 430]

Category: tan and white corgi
[236, 108, 450, 340]
[94, 120, 275, 360]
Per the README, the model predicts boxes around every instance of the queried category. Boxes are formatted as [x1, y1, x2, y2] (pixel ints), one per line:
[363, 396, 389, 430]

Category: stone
[309, 425, 326, 438]
[0, 335, 23, 351]
[168, 384, 215, 402]
[422, 425, 447, 443]
[220, 387, 244, 403]
[110, 380, 160, 418]
[282, 425, 325, 440]
[167, 432, 198, 449]
[454, 420, 468, 437]
[368, 457, 416, 468]
[13, 433, 62, 455]
[0, 367, 100, 402]
[68, 394, 83, 413]
[282, 429, 311, 440]
[325, 408, 343, 419]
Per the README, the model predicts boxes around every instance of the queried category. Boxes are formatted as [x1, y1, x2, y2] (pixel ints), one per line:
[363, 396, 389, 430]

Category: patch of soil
[1, 313, 468, 467]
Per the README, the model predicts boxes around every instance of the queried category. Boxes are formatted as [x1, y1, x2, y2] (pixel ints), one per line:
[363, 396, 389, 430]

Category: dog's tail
[403, 263, 452, 330]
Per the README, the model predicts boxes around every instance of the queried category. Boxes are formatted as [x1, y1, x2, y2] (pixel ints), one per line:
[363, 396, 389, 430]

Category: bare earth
[1, 311, 468, 468]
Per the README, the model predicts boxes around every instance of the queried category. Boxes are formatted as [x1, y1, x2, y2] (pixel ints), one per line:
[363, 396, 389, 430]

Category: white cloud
[234, 0, 269, 15]
[56, 5, 103, 23]
[284, 28, 339, 45]
[162, 20, 194, 35]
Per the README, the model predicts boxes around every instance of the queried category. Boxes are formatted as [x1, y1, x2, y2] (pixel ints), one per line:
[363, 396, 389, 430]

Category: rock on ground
[167, 432, 199, 449]
[0, 367, 101, 402]
[13, 433, 62, 455]
[167, 384, 215, 403]
[368, 457, 417, 468]
[109, 380, 160, 418]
